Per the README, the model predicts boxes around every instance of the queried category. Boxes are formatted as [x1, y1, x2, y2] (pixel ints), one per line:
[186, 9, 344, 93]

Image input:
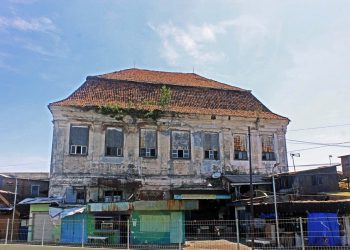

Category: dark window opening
[76, 190, 85, 204]
[211, 115, 216, 120]
[204, 150, 219, 160]
[262, 152, 276, 161]
[141, 148, 156, 157]
[31, 185, 40, 196]
[106, 147, 122, 157]
[69, 126, 89, 155]
[105, 128, 123, 157]
[234, 134, 248, 160]
[261, 135, 275, 161]
[234, 151, 248, 160]
[171, 131, 190, 159]
[203, 132, 219, 160]
[140, 129, 157, 158]
[318, 176, 323, 185]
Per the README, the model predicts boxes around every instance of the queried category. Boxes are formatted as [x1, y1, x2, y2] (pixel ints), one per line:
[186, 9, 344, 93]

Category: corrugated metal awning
[223, 174, 271, 186]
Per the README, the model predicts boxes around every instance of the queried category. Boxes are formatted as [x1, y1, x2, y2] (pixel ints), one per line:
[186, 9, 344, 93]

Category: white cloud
[273, 22, 350, 166]
[15, 36, 69, 57]
[0, 16, 57, 33]
[0, 15, 69, 59]
[150, 15, 268, 65]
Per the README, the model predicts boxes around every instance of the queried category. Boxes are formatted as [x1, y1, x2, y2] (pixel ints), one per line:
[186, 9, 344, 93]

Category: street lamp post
[290, 153, 300, 172]
[10, 177, 17, 242]
[272, 163, 280, 247]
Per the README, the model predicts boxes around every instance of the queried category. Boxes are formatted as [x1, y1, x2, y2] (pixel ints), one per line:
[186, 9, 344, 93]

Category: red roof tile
[50, 69, 289, 121]
[97, 68, 244, 91]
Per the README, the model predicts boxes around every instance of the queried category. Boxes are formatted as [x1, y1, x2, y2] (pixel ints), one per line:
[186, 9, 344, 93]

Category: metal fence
[1, 216, 350, 249]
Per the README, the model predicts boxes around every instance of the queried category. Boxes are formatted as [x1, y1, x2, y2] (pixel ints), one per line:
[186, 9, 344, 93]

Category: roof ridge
[87, 76, 249, 93]
[95, 68, 245, 91]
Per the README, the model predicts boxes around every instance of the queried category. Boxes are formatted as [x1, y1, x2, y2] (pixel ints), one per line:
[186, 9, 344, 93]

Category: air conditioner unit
[114, 195, 121, 201]
[104, 196, 112, 202]
[101, 222, 113, 230]
[104, 195, 121, 202]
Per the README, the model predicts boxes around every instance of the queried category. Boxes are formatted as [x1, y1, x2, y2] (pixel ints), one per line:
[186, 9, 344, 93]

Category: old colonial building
[48, 68, 289, 206]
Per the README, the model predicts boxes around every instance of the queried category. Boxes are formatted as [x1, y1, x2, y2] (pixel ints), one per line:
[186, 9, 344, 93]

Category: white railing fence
[1, 216, 350, 249]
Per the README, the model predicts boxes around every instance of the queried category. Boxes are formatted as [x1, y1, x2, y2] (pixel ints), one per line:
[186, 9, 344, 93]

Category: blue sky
[0, 0, 349, 172]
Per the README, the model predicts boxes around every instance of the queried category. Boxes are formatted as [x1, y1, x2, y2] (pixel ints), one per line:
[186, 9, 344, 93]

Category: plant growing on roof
[158, 85, 171, 110]
[97, 85, 172, 121]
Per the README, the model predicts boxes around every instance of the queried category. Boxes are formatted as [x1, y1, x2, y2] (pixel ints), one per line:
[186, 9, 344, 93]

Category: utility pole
[290, 153, 300, 172]
[248, 126, 254, 249]
[10, 177, 17, 242]
[272, 163, 280, 247]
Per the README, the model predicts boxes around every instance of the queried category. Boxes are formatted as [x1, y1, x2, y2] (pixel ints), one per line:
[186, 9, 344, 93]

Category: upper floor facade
[48, 68, 289, 200]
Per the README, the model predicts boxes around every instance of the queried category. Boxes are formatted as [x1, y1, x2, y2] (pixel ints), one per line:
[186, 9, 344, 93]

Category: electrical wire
[287, 139, 350, 148]
[288, 123, 350, 132]
[287, 145, 329, 152]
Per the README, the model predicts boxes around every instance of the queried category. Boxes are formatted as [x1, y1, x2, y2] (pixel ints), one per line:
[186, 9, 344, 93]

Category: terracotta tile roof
[97, 68, 244, 91]
[50, 69, 289, 121]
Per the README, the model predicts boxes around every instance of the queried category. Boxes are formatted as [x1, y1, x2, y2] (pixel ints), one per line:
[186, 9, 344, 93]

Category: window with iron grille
[234, 134, 248, 160]
[203, 132, 219, 160]
[261, 135, 276, 161]
[69, 125, 89, 155]
[140, 129, 157, 158]
[31, 185, 40, 196]
[171, 131, 190, 159]
[105, 128, 123, 157]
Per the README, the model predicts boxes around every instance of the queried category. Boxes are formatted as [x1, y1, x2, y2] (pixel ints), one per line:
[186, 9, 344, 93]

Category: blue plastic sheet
[307, 212, 341, 246]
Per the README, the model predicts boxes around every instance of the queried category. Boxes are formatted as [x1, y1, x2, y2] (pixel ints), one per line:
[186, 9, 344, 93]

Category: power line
[287, 139, 350, 148]
[288, 145, 328, 152]
[288, 123, 350, 132]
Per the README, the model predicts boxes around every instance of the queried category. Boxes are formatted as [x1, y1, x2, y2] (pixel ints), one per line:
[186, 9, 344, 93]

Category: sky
[0, 0, 349, 172]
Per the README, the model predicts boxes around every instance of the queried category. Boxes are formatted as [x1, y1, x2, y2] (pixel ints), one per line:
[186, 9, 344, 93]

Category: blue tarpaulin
[307, 212, 341, 246]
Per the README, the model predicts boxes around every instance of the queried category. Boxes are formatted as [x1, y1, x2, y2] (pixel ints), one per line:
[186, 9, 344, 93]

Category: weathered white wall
[49, 106, 289, 199]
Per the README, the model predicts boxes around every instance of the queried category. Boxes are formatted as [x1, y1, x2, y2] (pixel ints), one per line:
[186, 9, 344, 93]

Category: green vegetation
[97, 85, 171, 121]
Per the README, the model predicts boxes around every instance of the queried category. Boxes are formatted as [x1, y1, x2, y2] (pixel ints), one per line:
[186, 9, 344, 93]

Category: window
[280, 176, 293, 189]
[261, 135, 276, 161]
[318, 176, 323, 185]
[171, 131, 190, 159]
[105, 128, 123, 157]
[31, 185, 40, 196]
[234, 134, 248, 160]
[311, 175, 317, 186]
[203, 132, 219, 160]
[65, 187, 86, 203]
[69, 125, 89, 155]
[94, 217, 117, 231]
[76, 189, 85, 204]
[140, 129, 157, 158]
[312, 175, 323, 185]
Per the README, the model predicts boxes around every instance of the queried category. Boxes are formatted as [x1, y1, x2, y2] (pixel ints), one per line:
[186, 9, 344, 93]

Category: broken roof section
[49, 68, 289, 121]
